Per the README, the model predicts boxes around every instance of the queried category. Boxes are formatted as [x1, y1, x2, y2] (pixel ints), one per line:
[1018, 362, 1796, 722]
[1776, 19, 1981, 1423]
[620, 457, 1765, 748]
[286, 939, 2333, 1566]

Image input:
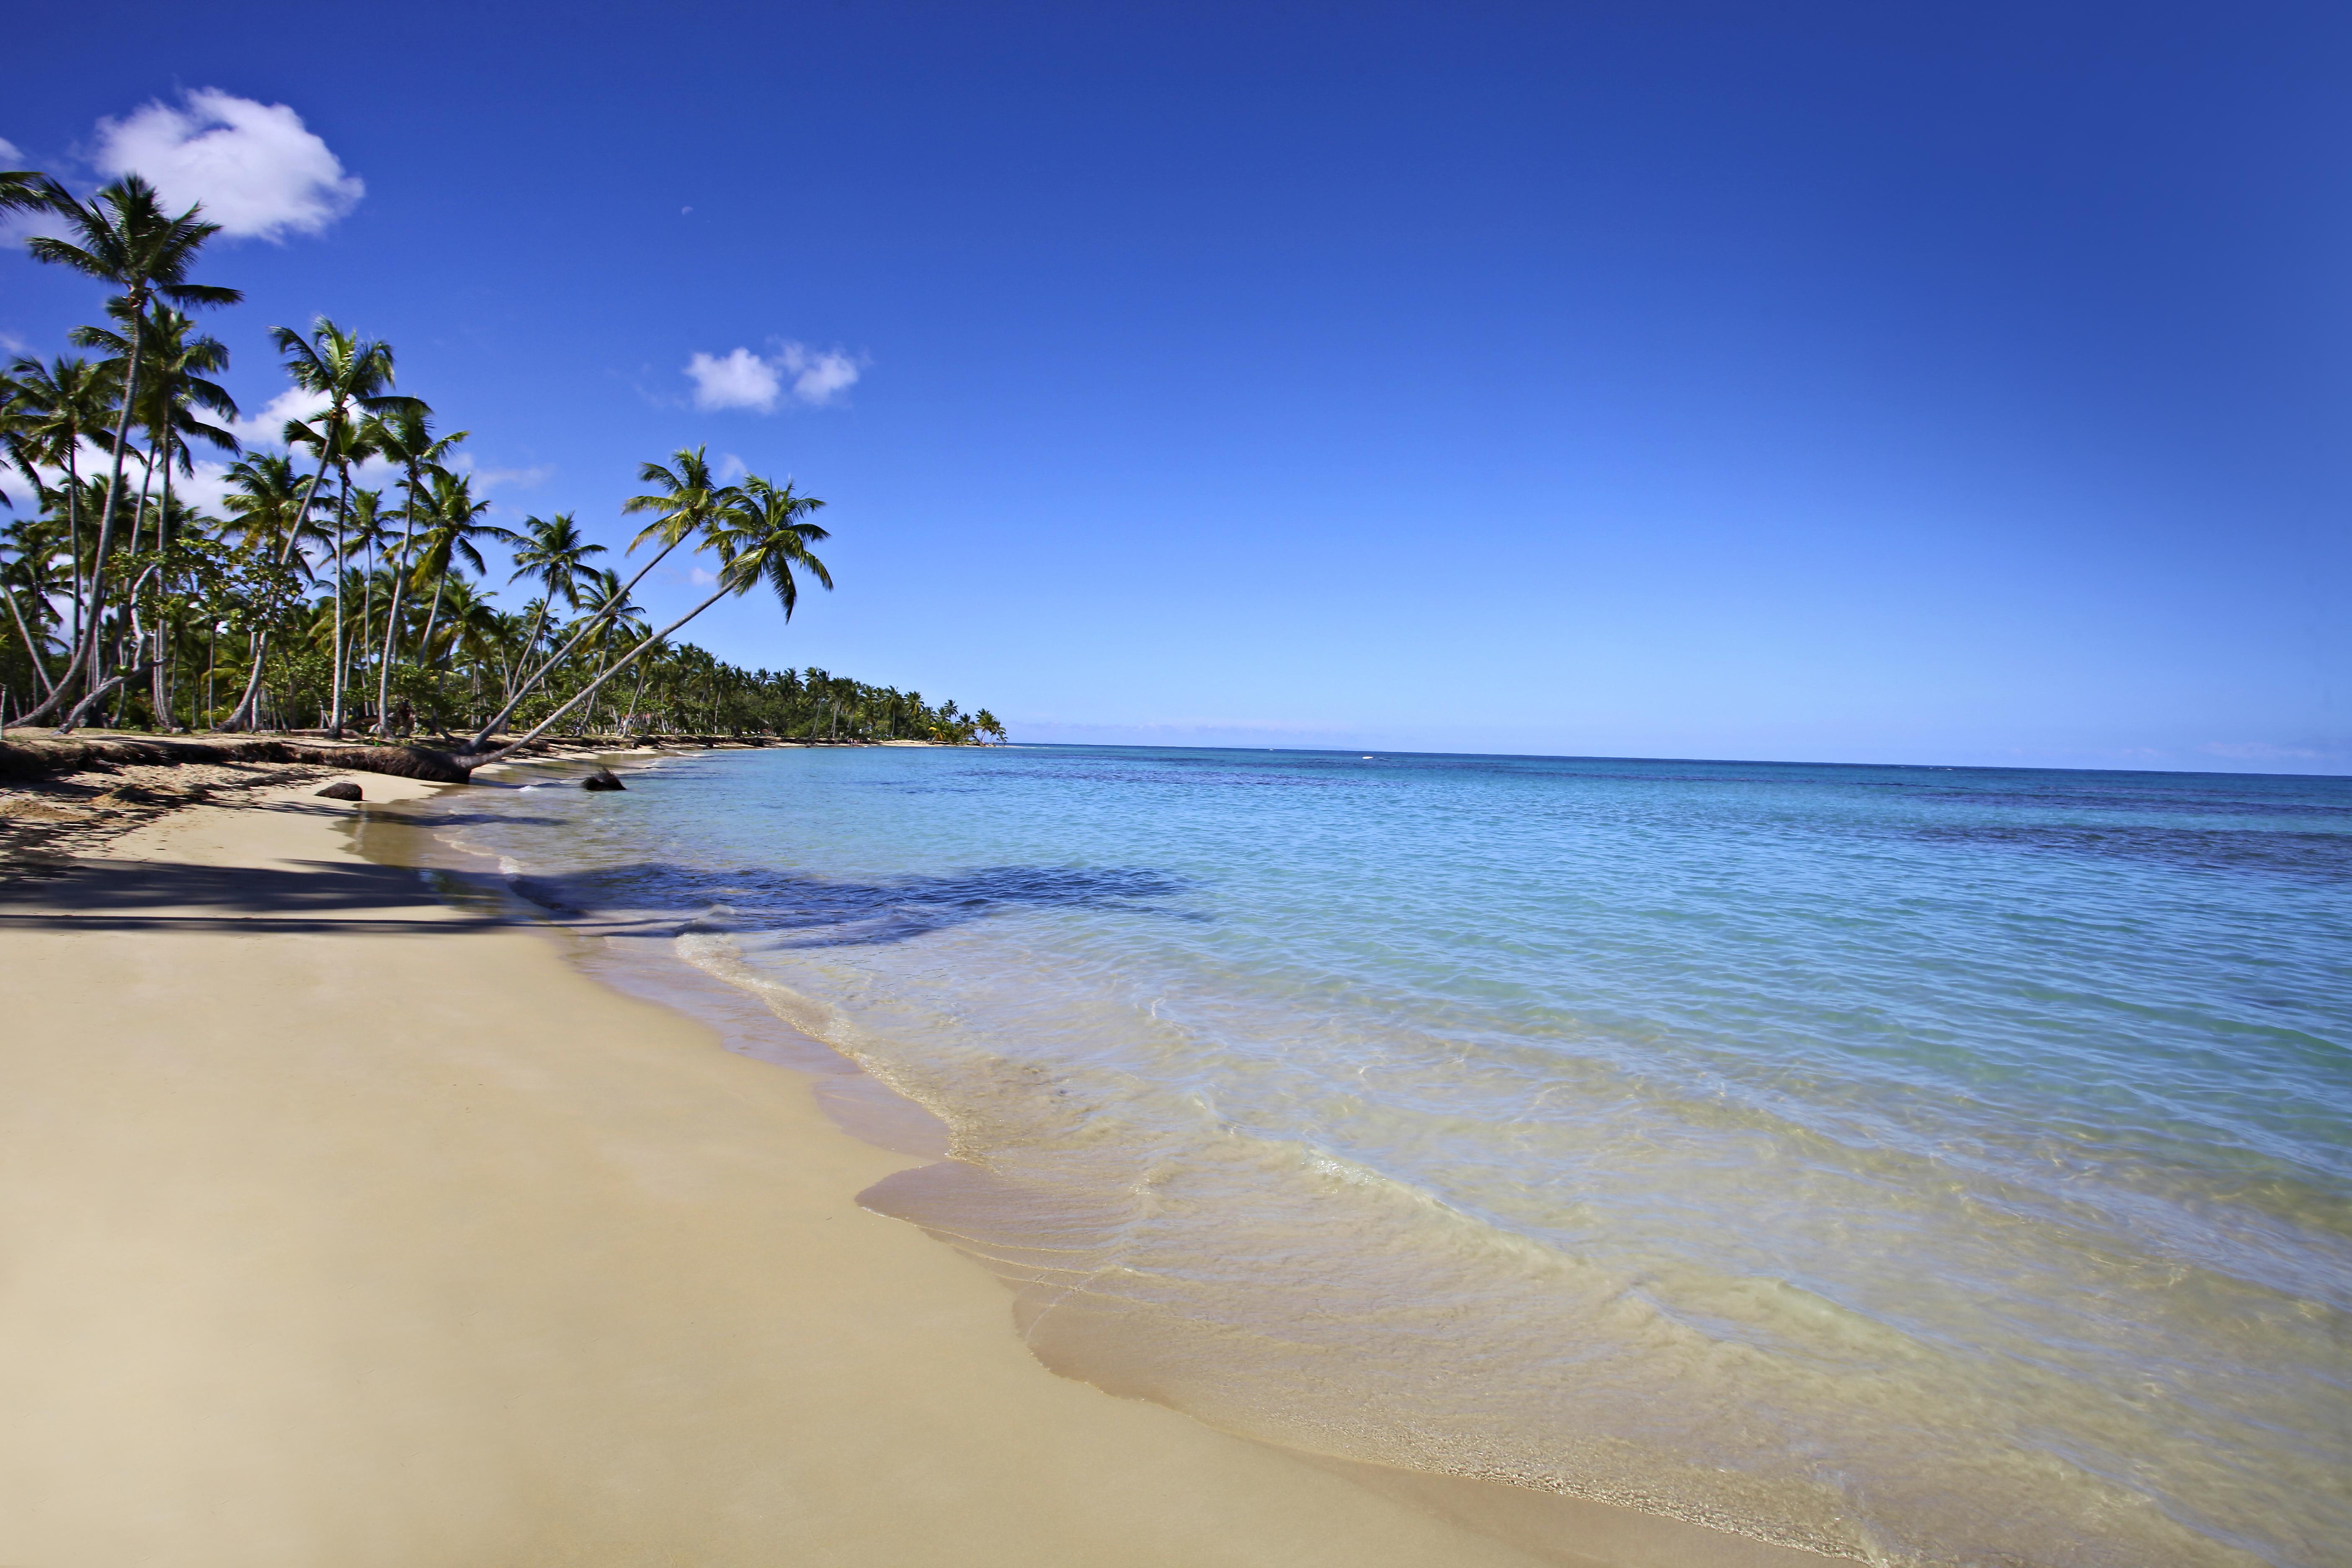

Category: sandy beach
[0, 758, 1791, 1568]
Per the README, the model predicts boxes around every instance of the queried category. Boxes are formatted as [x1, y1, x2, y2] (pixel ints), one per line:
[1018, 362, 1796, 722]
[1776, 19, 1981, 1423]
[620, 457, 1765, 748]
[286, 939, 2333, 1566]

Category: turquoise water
[442, 746, 2352, 1566]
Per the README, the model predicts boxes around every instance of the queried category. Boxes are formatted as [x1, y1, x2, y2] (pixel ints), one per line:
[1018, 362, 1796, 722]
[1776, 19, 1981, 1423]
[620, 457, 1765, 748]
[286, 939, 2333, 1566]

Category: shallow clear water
[440, 746, 2352, 1566]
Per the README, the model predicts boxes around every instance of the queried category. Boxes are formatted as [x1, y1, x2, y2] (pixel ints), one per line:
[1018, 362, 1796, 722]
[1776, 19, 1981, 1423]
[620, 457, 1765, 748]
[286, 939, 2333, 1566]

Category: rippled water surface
[441, 746, 2352, 1566]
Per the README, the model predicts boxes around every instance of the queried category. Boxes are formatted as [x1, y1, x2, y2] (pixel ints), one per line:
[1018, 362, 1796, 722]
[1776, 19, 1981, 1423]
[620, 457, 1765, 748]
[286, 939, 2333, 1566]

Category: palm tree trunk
[222, 413, 340, 731]
[328, 463, 350, 735]
[225, 627, 268, 731]
[504, 601, 550, 706]
[371, 463, 433, 738]
[417, 572, 446, 673]
[467, 584, 734, 764]
[58, 310, 147, 731]
[2, 582, 55, 696]
[626, 660, 650, 735]
[375, 464, 423, 736]
[463, 536, 691, 751]
[146, 418, 177, 728]
[57, 443, 85, 662]
[358, 542, 374, 726]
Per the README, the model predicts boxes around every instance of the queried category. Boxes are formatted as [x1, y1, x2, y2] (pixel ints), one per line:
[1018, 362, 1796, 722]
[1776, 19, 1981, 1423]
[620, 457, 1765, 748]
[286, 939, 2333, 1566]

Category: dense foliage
[0, 168, 1003, 749]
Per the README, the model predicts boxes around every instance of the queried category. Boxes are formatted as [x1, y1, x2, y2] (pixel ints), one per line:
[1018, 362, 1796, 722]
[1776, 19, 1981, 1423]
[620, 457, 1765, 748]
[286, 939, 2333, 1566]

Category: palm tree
[477, 473, 830, 759]
[344, 487, 395, 720]
[285, 410, 384, 734]
[219, 454, 324, 564]
[364, 408, 463, 735]
[16, 174, 242, 728]
[74, 304, 239, 727]
[462, 446, 727, 751]
[407, 472, 515, 670]
[0, 516, 66, 700]
[220, 320, 418, 731]
[5, 356, 119, 660]
[502, 513, 604, 702]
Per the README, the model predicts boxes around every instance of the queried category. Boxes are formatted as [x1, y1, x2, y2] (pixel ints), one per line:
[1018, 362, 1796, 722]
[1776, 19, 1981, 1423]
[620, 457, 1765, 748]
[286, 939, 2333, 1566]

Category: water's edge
[343, 762, 1844, 1568]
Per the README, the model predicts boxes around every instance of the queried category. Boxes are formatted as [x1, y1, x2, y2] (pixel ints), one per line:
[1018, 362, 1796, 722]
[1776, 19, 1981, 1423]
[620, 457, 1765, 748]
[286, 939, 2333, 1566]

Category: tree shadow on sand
[506, 863, 1201, 948]
[3, 848, 1199, 948]
[0, 854, 506, 934]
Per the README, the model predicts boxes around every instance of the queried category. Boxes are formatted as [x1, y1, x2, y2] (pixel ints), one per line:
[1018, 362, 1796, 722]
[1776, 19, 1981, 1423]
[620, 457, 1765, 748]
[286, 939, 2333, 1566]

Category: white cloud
[0, 138, 20, 165]
[175, 458, 238, 514]
[92, 89, 363, 241]
[469, 464, 552, 492]
[230, 385, 330, 448]
[778, 342, 861, 405]
[683, 340, 863, 412]
[685, 347, 782, 411]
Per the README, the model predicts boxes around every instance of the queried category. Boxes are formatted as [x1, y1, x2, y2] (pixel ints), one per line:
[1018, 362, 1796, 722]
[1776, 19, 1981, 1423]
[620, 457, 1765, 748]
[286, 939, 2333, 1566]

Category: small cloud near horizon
[2201, 740, 2335, 762]
[92, 89, 362, 241]
[684, 340, 863, 412]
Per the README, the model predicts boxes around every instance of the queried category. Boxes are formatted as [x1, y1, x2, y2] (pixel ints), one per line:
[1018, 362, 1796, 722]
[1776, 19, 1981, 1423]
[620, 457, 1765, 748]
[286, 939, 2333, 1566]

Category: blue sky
[5, 1, 2347, 770]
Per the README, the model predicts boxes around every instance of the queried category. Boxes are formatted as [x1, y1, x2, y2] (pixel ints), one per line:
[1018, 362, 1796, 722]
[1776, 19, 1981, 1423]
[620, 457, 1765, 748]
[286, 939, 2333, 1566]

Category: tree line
[0, 168, 1005, 752]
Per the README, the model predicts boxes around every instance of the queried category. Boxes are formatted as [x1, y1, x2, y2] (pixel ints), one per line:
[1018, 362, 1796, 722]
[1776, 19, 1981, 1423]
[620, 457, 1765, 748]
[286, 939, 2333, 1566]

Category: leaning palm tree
[502, 512, 604, 702]
[460, 446, 727, 751]
[469, 473, 829, 762]
[16, 174, 241, 728]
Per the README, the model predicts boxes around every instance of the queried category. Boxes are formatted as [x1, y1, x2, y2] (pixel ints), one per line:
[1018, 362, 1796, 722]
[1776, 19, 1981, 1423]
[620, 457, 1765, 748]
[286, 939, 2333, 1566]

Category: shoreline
[0, 754, 1817, 1567]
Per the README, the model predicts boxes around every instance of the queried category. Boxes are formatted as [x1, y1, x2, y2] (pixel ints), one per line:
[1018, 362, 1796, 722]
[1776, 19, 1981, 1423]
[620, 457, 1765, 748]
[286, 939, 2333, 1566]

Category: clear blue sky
[7, 1, 2347, 770]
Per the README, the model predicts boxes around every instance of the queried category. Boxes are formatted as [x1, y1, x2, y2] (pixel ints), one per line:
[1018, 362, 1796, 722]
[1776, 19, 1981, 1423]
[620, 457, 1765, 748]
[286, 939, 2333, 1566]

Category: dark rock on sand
[316, 781, 364, 801]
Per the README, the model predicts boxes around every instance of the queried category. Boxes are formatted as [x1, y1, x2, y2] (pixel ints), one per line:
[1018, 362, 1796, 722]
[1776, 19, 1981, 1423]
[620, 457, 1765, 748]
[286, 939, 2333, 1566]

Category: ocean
[416, 744, 2352, 1567]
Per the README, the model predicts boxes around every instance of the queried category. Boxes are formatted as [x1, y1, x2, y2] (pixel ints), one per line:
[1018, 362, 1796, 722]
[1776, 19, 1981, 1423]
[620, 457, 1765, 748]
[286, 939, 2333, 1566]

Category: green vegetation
[0, 168, 1005, 751]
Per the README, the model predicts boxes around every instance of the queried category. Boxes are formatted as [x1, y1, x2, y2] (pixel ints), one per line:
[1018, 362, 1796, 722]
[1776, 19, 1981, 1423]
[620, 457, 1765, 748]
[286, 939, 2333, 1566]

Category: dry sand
[0, 766, 1817, 1568]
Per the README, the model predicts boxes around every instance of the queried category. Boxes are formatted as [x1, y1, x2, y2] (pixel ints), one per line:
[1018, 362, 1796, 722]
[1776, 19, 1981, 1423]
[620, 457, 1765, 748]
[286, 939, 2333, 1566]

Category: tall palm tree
[74, 304, 239, 727]
[480, 472, 830, 758]
[16, 174, 241, 727]
[462, 446, 727, 751]
[5, 356, 119, 659]
[502, 513, 604, 702]
[364, 408, 463, 736]
[285, 410, 384, 734]
[220, 320, 418, 731]
[344, 487, 395, 720]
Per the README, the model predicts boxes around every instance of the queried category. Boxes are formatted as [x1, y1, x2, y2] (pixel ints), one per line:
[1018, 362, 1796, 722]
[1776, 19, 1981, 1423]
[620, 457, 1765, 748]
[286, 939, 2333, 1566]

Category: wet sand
[0, 764, 1817, 1568]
